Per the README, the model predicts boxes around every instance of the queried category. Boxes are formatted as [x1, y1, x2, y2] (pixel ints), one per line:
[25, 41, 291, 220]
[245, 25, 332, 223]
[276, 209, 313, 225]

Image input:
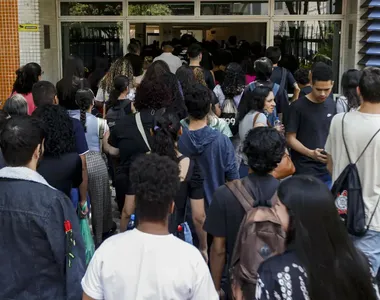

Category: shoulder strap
[135, 112, 151, 152]
[279, 67, 287, 92]
[97, 118, 105, 154]
[252, 112, 260, 127]
[343, 113, 380, 164]
[226, 180, 254, 213]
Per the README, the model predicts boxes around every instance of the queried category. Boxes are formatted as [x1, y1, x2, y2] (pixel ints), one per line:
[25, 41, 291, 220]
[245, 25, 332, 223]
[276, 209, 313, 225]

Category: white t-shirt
[82, 229, 218, 300]
[325, 111, 380, 232]
[153, 53, 182, 74]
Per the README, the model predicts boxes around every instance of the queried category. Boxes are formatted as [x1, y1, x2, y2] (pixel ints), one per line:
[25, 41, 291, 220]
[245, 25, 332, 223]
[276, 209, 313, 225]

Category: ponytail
[107, 75, 130, 110]
[152, 109, 181, 163]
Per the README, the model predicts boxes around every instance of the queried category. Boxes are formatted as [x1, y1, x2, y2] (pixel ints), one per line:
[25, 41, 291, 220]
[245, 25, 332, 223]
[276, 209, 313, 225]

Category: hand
[200, 248, 208, 264]
[310, 148, 327, 164]
[218, 289, 225, 300]
[79, 201, 89, 219]
[275, 124, 285, 133]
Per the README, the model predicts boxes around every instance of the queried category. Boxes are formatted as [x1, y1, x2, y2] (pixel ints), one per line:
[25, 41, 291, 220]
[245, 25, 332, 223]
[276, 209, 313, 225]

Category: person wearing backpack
[204, 127, 286, 299]
[256, 176, 378, 300]
[266, 46, 300, 102]
[106, 75, 134, 130]
[325, 67, 380, 277]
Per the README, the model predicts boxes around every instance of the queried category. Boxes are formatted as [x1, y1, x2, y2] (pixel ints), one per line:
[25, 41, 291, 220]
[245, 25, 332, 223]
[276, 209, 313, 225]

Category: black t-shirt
[214, 70, 225, 85]
[190, 66, 215, 90]
[286, 95, 336, 176]
[38, 152, 82, 198]
[298, 86, 312, 99]
[270, 67, 296, 92]
[204, 174, 279, 266]
[108, 110, 154, 194]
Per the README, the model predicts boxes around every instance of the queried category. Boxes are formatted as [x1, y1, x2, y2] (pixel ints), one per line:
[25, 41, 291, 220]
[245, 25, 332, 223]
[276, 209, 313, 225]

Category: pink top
[245, 75, 256, 85]
[12, 92, 36, 115]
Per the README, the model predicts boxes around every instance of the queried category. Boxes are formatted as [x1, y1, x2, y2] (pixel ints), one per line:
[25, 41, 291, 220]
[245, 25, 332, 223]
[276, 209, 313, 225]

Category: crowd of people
[1, 34, 380, 300]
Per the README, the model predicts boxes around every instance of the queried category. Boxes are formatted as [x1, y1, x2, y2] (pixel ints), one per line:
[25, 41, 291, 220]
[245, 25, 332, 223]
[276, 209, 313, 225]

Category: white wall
[39, 0, 58, 83]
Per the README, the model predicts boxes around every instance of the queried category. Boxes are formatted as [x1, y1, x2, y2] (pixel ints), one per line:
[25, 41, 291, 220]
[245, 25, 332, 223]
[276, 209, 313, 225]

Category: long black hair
[176, 65, 197, 93]
[62, 56, 85, 100]
[152, 109, 181, 164]
[143, 60, 171, 82]
[108, 75, 129, 109]
[221, 62, 246, 98]
[32, 104, 75, 156]
[238, 85, 271, 121]
[12, 62, 41, 94]
[278, 176, 377, 300]
[341, 69, 362, 110]
[75, 89, 94, 132]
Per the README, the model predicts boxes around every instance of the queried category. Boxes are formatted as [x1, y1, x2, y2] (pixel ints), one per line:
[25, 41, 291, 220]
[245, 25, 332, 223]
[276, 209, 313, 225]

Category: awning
[359, 1, 380, 66]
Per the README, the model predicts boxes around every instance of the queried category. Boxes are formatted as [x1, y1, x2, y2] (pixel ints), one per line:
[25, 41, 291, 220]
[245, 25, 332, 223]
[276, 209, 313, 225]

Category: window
[128, 2, 195, 16]
[201, 1, 268, 15]
[60, 2, 123, 16]
[274, 20, 341, 92]
[274, 0, 342, 15]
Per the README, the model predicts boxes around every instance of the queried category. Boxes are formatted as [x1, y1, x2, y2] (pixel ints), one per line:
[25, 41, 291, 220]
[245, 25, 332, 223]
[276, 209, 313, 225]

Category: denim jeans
[352, 230, 380, 277]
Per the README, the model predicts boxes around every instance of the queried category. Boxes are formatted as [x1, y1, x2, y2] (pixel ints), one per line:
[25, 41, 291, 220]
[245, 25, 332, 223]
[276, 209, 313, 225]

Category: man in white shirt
[325, 67, 380, 276]
[153, 42, 182, 74]
[82, 153, 218, 300]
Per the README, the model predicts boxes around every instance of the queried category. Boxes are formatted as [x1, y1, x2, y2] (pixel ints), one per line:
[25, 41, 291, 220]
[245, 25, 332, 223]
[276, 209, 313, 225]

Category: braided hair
[75, 89, 94, 132]
[152, 109, 181, 163]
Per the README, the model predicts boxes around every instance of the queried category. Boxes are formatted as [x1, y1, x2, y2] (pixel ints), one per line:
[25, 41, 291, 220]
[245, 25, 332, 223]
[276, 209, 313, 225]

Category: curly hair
[130, 153, 180, 222]
[221, 62, 246, 98]
[134, 78, 173, 112]
[193, 67, 207, 87]
[143, 60, 171, 82]
[152, 109, 181, 163]
[32, 104, 76, 156]
[99, 57, 134, 93]
[176, 65, 197, 93]
[243, 127, 285, 175]
[238, 85, 271, 121]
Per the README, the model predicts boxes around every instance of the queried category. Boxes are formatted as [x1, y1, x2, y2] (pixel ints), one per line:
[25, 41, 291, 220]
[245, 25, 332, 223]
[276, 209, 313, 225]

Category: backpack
[331, 113, 380, 236]
[227, 179, 286, 299]
[220, 98, 239, 136]
[106, 100, 131, 129]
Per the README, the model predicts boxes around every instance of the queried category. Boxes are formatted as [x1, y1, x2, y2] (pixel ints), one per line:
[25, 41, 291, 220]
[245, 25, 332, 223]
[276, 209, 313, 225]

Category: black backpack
[106, 100, 131, 129]
[331, 113, 380, 236]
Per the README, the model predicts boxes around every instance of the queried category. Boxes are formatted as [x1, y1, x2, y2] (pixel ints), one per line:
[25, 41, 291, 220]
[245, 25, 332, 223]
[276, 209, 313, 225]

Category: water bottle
[127, 214, 135, 230]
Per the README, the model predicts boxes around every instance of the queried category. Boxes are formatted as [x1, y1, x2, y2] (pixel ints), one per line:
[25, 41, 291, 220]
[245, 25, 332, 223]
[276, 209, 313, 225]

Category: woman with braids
[109, 78, 173, 214]
[11, 62, 42, 115]
[119, 109, 208, 261]
[95, 57, 134, 104]
[34, 105, 84, 207]
[72, 89, 118, 247]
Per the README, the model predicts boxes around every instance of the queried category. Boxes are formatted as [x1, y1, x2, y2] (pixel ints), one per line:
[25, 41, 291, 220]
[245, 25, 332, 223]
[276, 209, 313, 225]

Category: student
[266, 46, 300, 101]
[82, 154, 218, 300]
[204, 127, 285, 298]
[34, 105, 83, 200]
[3, 94, 28, 116]
[326, 67, 380, 277]
[336, 69, 362, 113]
[154, 41, 182, 74]
[178, 83, 239, 206]
[32, 80, 89, 209]
[125, 42, 143, 77]
[188, 43, 216, 90]
[286, 62, 336, 187]
[294, 67, 312, 99]
[0, 116, 85, 299]
[256, 176, 378, 300]
[11, 62, 41, 115]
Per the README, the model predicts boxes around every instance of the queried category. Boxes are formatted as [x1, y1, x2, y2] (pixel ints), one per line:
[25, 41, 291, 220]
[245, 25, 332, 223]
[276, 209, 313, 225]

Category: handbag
[78, 202, 95, 265]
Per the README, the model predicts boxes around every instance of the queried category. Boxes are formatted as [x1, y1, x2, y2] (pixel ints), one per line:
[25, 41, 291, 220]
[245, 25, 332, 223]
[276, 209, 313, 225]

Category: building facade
[0, 0, 375, 101]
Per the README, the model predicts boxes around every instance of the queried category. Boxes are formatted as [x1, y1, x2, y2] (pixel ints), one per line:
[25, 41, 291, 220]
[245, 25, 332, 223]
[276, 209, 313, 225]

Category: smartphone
[320, 150, 327, 155]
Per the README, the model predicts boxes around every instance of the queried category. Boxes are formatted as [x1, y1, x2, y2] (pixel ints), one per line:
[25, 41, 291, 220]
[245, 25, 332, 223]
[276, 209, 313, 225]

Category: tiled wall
[0, 0, 20, 104]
